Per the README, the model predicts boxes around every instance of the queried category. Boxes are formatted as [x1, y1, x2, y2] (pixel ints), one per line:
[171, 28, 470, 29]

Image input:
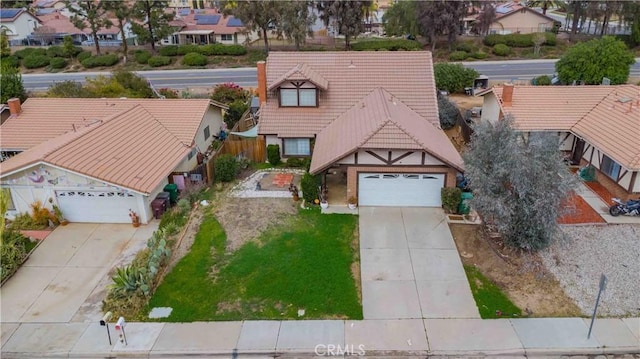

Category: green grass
[464, 265, 522, 319]
[148, 209, 362, 321]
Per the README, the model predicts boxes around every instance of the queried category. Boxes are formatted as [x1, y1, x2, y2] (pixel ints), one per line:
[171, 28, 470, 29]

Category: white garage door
[358, 173, 445, 207]
[56, 190, 139, 223]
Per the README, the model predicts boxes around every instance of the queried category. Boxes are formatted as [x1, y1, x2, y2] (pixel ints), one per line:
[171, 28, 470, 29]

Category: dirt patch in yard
[450, 224, 582, 317]
[213, 195, 298, 251]
[449, 94, 484, 111]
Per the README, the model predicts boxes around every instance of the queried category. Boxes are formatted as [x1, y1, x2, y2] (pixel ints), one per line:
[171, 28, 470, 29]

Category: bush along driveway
[148, 209, 362, 321]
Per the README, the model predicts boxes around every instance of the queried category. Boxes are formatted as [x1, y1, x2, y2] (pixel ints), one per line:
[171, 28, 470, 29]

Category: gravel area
[541, 224, 640, 316]
[230, 168, 305, 198]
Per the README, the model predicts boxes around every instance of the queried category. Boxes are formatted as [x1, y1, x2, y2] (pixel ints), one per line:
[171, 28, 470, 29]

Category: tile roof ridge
[356, 88, 390, 148]
[570, 86, 621, 132]
[378, 88, 430, 148]
[127, 104, 193, 149]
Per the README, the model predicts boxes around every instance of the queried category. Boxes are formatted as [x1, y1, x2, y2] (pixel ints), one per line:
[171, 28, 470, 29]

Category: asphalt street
[21, 58, 640, 92]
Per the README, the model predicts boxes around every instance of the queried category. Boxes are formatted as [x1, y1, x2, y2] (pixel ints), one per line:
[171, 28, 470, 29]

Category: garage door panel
[56, 190, 138, 223]
[358, 173, 444, 207]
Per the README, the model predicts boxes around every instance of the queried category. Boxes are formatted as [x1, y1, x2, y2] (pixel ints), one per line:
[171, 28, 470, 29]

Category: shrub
[438, 93, 461, 130]
[433, 63, 479, 94]
[81, 53, 119, 68]
[533, 75, 552, 85]
[267, 144, 281, 166]
[14, 47, 47, 59]
[77, 51, 92, 62]
[112, 70, 155, 98]
[492, 44, 511, 56]
[23, 55, 51, 69]
[8, 212, 46, 230]
[441, 187, 462, 214]
[47, 80, 85, 98]
[455, 42, 475, 53]
[484, 33, 556, 48]
[147, 55, 172, 67]
[177, 44, 201, 56]
[351, 39, 422, 51]
[2, 55, 19, 68]
[544, 32, 557, 46]
[48, 57, 67, 69]
[286, 157, 305, 168]
[158, 87, 179, 98]
[214, 154, 238, 182]
[134, 49, 152, 64]
[1, 230, 29, 282]
[30, 201, 52, 226]
[46, 45, 65, 58]
[210, 82, 250, 104]
[158, 45, 179, 56]
[182, 52, 207, 66]
[470, 51, 488, 59]
[200, 43, 247, 56]
[224, 99, 248, 128]
[449, 51, 469, 61]
[300, 172, 321, 203]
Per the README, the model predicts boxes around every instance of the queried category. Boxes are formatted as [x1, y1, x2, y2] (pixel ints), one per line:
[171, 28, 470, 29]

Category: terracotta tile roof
[267, 63, 329, 91]
[259, 52, 439, 137]
[1, 105, 192, 194]
[492, 85, 640, 170]
[310, 88, 464, 174]
[37, 12, 121, 35]
[0, 98, 211, 151]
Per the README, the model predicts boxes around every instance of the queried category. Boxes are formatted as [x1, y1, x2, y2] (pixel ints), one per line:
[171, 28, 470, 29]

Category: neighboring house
[34, 11, 134, 46]
[0, 97, 225, 224]
[162, 9, 248, 46]
[486, 2, 556, 34]
[480, 84, 640, 201]
[0, 8, 42, 45]
[257, 52, 464, 207]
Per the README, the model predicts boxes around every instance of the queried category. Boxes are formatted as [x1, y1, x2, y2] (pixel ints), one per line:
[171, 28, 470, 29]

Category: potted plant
[289, 183, 299, 202]
[129, 209, 140, 227]
[347, 196, 358, 210]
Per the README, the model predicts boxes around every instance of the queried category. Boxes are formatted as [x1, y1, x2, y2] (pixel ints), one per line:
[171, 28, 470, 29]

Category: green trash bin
[163, 183, 179, 205]
[458, 192, 473, 215]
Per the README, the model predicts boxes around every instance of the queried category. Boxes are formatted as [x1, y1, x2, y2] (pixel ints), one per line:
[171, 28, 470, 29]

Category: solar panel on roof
[0, 8, 21, 19]
[226, 17, 243, 27]
[196, 14, 220, 25]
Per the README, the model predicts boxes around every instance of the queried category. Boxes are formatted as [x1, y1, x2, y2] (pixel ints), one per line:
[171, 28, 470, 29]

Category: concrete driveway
[1, 223, 156, 323]
[359, 207, 480, 319]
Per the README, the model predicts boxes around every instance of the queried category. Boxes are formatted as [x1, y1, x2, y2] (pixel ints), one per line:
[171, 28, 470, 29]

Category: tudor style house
[480, 84, 640, 201]
[257, 52, 464, 207]
[0, 98, 225, 224]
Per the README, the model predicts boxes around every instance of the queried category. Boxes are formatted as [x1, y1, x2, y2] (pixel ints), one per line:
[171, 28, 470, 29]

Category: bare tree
[32, 25, 57, 45]
[66, 0, 112, 55]
[416, 1, 466, 51]
[474, 3, 496, 36]
[463, 116, 575, 251]
[533, 32, 545, 56]
[316, 0, 371, 50]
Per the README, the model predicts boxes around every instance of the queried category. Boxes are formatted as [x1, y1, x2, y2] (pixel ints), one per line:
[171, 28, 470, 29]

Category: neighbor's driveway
[359, 207, 480, 319]
[1, 223, 156, 323]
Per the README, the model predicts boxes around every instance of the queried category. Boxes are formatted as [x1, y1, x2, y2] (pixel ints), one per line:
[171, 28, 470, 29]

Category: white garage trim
[55, 190, 140, 223]
[358, 173, 445, 207]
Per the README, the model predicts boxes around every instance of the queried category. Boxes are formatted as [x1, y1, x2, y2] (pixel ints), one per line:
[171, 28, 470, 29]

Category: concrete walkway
[575, 181, 640, 224]
[359, 207, 479, 319]
[1, 317, 638, 357]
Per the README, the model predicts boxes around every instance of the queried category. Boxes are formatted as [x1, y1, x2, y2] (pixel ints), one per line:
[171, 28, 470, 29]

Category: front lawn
[464, 264, 522, 319]
[148, 209, 362, 321]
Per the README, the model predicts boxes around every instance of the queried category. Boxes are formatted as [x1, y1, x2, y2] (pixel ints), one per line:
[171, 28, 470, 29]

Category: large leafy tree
[0, 62, 26, 104]
[381, 0, 418, 37]
[279, 1, 315, 51]
[316, 0, 371, 50]
[66, 0, 112, 56]
[416, 0, 466, 51]
[555, 36, 635, 85]
[222, 0, 281, 53]
[463, 116, 574, 251]
[0, 28, 11, 57]
[433, 63, 478, 94]
[104, 0, 132, 59]
[131, 0, 174, 53]
[620, 1, 640, 46]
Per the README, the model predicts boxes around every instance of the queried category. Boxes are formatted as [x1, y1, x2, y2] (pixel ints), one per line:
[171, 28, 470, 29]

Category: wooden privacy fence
[205, 136, 266, 183]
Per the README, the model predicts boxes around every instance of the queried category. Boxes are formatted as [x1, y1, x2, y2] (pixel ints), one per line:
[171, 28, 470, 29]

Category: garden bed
[557, 193, 606, 224]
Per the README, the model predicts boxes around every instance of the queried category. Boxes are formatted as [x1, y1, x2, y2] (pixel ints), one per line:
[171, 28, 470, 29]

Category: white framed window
[601, 155, 621, 180]
[221, 34, 233, 41]
[284, 138, 311, 156]
[279, 87, 317, 107]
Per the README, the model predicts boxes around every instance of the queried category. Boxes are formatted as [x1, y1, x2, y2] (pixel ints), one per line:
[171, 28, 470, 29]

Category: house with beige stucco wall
[488, 2, 556, 34]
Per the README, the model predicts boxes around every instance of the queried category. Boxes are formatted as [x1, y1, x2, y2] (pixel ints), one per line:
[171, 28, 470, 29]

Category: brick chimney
[257, 61, 267, 105]
[7, 98, 22, 117]
[502, 83, 514, 107]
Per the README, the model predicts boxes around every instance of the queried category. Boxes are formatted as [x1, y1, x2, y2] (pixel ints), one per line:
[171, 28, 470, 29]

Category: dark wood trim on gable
[366, 150, 389, 165]
[387, 151, 392, 163]
[629, 171, 638, 193]
[421, 152, 426, 165]
[617, 169, 628, 183]
[390, 151, 414, 164]
[354, 152, 358, 164]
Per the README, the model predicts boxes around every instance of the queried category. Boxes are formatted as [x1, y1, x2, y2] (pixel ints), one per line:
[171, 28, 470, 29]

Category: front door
[572, 139, 585, 165]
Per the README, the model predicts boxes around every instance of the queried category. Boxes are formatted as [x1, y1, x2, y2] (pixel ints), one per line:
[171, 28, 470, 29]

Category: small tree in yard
[214, 154, 238, 182]
[463, 116, 575, 251]
[267, 144, 281, 166]
[434, 63, 479, 94]
[224, 99, 249, 129]
[437, 93, 461, 130]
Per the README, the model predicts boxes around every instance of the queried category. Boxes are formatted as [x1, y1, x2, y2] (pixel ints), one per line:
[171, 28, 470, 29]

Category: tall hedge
[351, 39, 422, 51]
[267, 144, 281, 165]
[483, 33, 556, 47]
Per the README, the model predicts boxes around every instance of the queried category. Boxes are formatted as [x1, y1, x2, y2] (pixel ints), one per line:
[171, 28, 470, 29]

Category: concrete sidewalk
[575, 181, 640, 224]
[1, 317, 638, 357]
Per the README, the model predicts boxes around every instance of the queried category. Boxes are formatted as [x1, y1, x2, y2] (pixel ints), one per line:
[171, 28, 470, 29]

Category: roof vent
[348, 60, 355, 69]
[618, 97, 632, 103]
